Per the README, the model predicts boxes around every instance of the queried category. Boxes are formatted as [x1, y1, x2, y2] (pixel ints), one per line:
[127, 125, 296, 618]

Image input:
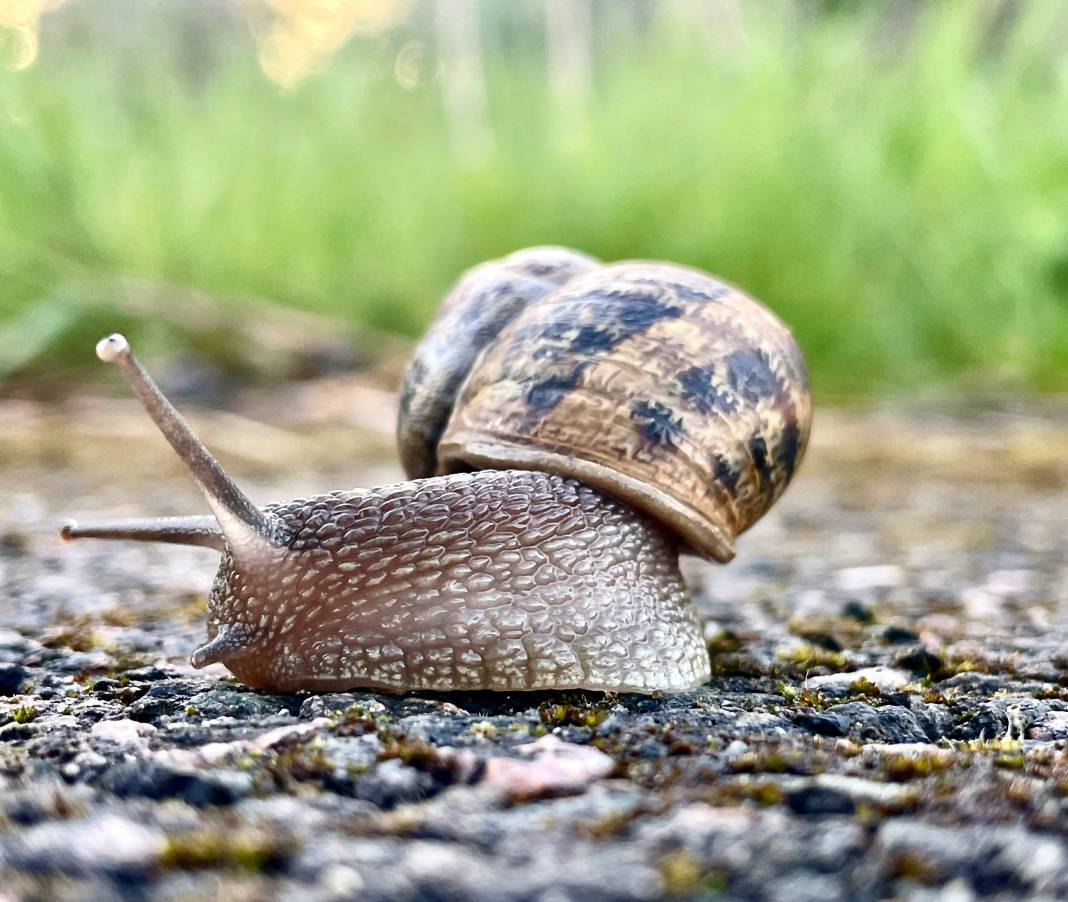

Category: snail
[60, 247, 811, 694]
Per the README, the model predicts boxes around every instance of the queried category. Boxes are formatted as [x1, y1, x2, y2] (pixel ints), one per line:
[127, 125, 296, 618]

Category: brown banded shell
[401, 254, 812, 563]
[397, 246, 601, 479]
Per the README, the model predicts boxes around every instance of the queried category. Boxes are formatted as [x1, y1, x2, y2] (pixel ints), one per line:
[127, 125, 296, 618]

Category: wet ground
[2, 379, 1068, 901]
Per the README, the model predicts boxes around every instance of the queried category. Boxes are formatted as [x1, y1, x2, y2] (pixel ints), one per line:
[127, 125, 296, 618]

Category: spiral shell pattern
[402, 253, 812, 562]
[397, 246, 600, 479]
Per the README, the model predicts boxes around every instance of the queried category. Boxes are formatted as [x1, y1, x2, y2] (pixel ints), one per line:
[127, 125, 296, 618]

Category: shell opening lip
[437, 437, 737, 563]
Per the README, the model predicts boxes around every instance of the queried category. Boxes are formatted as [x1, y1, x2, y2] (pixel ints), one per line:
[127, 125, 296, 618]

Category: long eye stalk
[61, 334, 281, 551]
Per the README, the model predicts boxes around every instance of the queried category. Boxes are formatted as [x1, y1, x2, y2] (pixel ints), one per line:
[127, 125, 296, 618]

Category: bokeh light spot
[243, 0, 413, 88]
[0, 0, 66, 71]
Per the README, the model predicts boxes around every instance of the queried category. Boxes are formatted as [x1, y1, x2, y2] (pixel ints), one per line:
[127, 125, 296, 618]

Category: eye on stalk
[59, 334, 282, 554]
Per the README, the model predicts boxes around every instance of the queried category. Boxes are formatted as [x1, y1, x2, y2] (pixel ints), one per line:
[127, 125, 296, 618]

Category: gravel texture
[2, 389, 1068, 901]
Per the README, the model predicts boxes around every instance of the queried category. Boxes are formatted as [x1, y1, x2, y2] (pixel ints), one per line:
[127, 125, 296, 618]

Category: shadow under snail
[60, 247, 812, 694]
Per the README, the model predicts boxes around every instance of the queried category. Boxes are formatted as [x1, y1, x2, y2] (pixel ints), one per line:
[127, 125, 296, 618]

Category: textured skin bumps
[431, 260, 813, 562]
[207, 470, 709, 693]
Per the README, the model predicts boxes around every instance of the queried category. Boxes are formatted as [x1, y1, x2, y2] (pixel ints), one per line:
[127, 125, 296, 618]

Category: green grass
[1, 1, 1067, 395]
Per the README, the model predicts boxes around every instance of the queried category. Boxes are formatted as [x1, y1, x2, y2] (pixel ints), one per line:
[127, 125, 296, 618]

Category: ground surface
[1, 381, 1068, 901]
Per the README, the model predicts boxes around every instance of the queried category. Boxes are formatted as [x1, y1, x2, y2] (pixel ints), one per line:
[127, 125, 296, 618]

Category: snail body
[61, 248, 811, 694]
[205, 471, 704, 693]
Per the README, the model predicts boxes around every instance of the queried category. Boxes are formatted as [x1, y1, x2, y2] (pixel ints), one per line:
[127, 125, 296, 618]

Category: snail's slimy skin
[203, 470, 710, 693]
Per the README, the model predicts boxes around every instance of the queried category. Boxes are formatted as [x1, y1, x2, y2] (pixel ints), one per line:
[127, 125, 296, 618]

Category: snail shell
[400, 248, 812, 562]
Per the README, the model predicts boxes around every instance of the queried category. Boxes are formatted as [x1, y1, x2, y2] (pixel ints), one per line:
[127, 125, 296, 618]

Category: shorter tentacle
[190, 623, 252, 668]
[60, 516, 223, 550]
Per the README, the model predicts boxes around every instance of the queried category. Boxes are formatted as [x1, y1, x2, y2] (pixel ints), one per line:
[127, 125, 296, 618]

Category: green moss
[730, 749, 815, 777]
[380, 738, 438, 768]
[333, 704, 391, 735]
[657, 850, 705, 896]
[889, 850, 941, 885]
[739, 782, 787, 807]
[959, 737, 1022, 755]
[40, 622, 105, 653]
[538, 703, 610, 729]
[1004, 780, 1035, 808]
[11, 705, 35, 724]
[776, 682, 882, 712]
[160, 830, 295, 872]
[580, 808, 645, 840]
[836, 740, 862, 758]
[98, 608, 137, 628]
[779, 686, 832, 710]
[994, 751, 1026, 770]
[106, 654, 151, 674]
[776, 645, 849, 674]
[882, 751, 951, 782]
[1033, 686, 1068, 701]
[657, 851, 728, 894]
[731, 752, 788, 774]
[848, 676, 882, 698]
[937, 657, 986, 678]
[701, 872, 729, 894]
[706, 630, 745, 656]
[272, 743, 333, 782]
[930, 652, 1015, 681]
[470, 720, 499, 740]
[378, 737, 464, 783]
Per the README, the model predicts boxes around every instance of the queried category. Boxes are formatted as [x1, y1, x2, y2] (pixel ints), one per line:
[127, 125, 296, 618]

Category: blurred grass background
[0, 0, 1067, 397]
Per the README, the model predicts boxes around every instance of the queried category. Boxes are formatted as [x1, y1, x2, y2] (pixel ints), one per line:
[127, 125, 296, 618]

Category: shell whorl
[399, 252, 812, 563]
[397, 246, 601, 479]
